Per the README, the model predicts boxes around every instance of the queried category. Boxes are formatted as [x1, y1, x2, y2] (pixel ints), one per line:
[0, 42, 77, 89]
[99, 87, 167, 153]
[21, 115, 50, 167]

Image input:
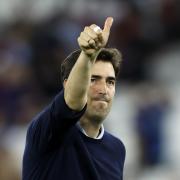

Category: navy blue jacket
[22, 90, 126, 180]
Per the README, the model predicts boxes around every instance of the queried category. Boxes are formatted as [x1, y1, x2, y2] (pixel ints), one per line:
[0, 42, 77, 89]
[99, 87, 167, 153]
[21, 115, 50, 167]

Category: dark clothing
[23, 90, 126, 180]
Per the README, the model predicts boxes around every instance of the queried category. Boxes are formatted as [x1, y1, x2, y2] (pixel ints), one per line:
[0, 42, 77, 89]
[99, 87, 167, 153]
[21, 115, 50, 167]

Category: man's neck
[79, 118, 102, 138]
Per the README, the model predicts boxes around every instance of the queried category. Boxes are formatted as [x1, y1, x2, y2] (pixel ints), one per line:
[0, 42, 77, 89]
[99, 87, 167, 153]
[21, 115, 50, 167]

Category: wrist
[81, 49, 101, 62]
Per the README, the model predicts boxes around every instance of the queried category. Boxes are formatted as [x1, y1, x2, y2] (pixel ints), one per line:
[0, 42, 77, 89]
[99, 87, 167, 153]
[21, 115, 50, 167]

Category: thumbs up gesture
[78, 17, 113, 57]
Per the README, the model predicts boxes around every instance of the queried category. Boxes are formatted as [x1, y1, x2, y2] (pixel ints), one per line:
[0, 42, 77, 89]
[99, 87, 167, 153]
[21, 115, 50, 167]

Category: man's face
[84, 61, 116, 123]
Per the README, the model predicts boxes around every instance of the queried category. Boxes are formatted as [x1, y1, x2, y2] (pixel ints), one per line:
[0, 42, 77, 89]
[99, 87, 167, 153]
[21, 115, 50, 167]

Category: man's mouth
[93, 97, 109, 103]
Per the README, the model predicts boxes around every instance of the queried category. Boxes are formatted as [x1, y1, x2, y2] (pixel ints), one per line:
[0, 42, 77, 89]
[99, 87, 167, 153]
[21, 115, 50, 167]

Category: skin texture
[81, 61, 115, 123]
[64, 17, 114, 138]
[79, 61, 116, 138]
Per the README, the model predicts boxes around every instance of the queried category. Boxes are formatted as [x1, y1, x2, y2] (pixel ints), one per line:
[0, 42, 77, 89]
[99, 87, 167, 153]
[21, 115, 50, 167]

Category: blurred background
[0, 0, 180, 179]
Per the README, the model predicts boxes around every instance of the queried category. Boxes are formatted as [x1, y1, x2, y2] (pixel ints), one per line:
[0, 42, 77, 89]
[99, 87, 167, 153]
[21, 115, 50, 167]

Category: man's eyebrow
[107, 76, 116, 81]
[91, 75, 116, 81]
[91, 75, 101, 79]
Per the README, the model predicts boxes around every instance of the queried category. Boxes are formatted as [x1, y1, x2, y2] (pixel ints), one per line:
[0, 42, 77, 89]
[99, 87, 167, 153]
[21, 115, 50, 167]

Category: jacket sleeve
[25, 89, 86, 153]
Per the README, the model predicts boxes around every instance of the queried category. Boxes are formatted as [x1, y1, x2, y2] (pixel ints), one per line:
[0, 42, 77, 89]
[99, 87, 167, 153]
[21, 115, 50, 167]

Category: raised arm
[64, 17, 113, 111]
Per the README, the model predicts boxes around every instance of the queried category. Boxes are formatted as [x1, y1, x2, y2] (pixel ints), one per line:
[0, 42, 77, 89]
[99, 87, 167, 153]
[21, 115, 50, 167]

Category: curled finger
[78, 37, 90, 49]
[88, 39, 96, 48]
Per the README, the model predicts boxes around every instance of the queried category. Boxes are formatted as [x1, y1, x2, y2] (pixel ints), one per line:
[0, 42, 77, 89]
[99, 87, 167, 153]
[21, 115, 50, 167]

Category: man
[23, 17, 126, 180]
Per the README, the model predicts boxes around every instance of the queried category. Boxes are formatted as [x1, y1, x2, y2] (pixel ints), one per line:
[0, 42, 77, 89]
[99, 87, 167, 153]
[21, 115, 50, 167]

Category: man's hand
[78, 17, 113, 58]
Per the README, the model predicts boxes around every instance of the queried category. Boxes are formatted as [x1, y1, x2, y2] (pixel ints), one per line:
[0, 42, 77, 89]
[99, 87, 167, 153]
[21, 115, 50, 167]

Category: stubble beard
[84, 101, 112, 124]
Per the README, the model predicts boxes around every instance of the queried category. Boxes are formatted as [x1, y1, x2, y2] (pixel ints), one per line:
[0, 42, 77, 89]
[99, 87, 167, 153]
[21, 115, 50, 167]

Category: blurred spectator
[31, 33, 63, 96]
[0, 21, 33, 128]
[161, 0, 180, 41]
[135, 83, 170, 168]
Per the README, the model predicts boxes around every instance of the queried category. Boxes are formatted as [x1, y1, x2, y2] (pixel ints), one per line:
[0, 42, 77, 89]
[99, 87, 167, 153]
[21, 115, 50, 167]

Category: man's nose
[98, 81, 108, 94]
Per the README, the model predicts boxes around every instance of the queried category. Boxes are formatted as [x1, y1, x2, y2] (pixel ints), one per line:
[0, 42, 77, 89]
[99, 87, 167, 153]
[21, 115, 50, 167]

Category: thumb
[103, 17, 114, 34]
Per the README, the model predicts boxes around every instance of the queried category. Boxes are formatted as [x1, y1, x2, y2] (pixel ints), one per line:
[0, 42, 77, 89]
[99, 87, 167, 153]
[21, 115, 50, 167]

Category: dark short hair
[60, 48, 122, 83]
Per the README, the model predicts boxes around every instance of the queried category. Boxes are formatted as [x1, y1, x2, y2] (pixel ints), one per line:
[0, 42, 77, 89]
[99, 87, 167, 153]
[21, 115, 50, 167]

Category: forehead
[91, 61, 115, 77]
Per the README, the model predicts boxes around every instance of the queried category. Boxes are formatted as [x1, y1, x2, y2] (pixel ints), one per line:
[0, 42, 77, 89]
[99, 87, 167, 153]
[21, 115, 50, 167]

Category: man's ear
[63, 79, 67, 88]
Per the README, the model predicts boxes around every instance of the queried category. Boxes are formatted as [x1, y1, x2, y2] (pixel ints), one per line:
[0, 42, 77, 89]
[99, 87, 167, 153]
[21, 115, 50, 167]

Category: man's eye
[108, 80, 115, 85]
[91, 78, 96, 82]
